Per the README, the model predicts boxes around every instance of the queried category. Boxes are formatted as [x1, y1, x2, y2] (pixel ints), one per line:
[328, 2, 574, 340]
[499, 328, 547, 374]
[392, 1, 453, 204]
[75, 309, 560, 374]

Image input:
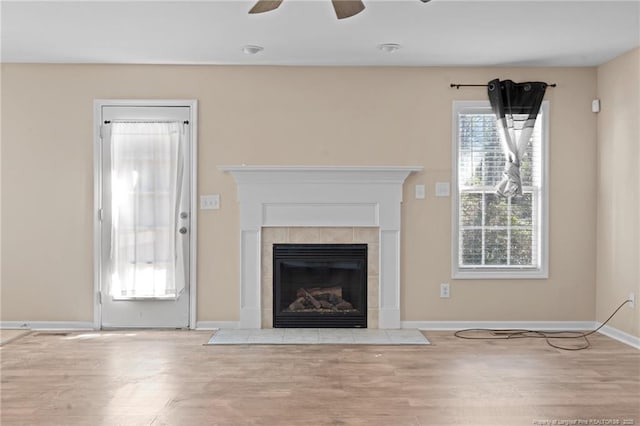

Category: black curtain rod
[450, 83, 556, 90]
[104, 120, 189, 124]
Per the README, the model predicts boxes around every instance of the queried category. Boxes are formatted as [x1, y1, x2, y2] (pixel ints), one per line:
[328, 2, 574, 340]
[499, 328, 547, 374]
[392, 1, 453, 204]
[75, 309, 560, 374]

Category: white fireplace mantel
[219, 165, 423, 329]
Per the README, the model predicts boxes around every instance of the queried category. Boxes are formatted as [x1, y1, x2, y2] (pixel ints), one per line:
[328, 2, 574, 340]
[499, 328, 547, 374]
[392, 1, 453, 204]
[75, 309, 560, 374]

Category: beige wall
[596, 48, 640, 337]
[1, 64, 598, 324]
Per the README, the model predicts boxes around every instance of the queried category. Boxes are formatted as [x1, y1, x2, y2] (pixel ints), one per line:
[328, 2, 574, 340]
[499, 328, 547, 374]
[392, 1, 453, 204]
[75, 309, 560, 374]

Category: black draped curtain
[487, 79, 547, 198]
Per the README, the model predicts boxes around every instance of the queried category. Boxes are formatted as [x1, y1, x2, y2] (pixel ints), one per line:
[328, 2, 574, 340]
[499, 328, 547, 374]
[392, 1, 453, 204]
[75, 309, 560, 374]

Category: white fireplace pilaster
[219, 166, 422, 329]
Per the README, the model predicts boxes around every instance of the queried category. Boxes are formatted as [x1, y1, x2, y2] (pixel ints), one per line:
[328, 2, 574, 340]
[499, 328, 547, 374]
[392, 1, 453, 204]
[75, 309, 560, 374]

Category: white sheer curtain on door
[109, 122, 186, 299]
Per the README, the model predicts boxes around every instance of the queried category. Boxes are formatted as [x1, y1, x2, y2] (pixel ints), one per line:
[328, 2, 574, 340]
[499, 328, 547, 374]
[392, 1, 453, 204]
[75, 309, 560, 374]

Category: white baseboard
[402, 320, 639, 350]
[2, 320, 240, 331]
[597, 324, 640, 350]
[0, 321, 95, 330]
[2, 320, 637, 349]
[196, 320, 602, 332]
[401, 320, 598, 331]
[195, 321, 240, 330]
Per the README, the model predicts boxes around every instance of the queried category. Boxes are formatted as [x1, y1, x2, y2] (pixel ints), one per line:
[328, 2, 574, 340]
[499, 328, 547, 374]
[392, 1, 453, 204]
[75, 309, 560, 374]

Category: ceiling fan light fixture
[242, 45, 264, 55]
[378, 43, 401, 53]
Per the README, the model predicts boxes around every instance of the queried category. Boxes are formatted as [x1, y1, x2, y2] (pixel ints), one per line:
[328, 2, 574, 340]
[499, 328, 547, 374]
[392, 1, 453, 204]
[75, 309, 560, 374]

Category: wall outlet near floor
[440, 283, 450, 299]
[629, 293, 636, 309]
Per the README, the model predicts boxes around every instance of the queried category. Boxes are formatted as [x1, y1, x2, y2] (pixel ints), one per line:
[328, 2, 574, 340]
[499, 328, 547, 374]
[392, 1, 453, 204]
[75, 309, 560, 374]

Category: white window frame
[451, 100, 549, 279]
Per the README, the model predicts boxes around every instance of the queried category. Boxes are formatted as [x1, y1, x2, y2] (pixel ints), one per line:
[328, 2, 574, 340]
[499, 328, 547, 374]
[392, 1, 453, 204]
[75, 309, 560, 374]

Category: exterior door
[98, 104, 192, 328]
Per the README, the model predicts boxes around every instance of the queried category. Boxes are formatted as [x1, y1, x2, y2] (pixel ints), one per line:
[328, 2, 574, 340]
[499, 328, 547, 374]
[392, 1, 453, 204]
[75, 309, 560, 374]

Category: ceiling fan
[249, 0, 432, 20]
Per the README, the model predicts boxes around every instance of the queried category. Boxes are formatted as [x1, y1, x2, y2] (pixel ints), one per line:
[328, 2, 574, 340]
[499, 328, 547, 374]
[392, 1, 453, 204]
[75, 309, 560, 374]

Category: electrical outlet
[440, 283, 450, 299]
[629, 293, 636, 309]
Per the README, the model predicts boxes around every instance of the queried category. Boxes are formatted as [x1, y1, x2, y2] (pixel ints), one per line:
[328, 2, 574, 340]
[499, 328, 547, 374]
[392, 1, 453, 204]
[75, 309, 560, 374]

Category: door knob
[179, 227, 188, 234]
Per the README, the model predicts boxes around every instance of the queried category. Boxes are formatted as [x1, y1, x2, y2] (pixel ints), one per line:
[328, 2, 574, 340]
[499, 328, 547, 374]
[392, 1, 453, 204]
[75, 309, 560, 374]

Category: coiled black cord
[454, 299, 632, 350]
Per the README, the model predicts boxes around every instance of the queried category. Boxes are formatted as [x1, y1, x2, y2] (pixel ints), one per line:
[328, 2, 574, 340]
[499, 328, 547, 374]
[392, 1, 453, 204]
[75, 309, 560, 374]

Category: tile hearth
[207, 328, 430, 345]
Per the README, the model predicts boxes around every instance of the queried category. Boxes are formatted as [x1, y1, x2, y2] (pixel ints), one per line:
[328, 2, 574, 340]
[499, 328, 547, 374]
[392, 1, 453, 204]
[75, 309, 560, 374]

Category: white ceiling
[2, 0, 639, 67]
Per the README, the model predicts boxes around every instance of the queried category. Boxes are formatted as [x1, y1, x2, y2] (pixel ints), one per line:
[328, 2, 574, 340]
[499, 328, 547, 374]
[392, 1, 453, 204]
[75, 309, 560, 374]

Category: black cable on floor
[454, 299, 632, 350]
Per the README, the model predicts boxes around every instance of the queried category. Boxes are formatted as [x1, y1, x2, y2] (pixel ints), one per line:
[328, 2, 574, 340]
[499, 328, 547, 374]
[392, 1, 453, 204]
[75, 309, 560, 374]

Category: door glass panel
[108, 122, 185, 299]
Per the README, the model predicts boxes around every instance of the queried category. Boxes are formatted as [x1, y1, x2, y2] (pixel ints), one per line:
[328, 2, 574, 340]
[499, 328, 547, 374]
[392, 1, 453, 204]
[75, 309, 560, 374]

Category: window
[452, 101, 548, 279]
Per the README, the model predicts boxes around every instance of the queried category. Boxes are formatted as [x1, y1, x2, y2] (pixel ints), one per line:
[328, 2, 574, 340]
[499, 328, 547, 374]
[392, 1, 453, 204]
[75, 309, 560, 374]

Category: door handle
[179, 227, 188, 235]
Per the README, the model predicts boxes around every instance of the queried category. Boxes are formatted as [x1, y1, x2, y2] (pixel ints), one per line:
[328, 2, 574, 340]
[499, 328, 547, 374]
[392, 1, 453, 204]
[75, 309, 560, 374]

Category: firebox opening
[273, 244, 367, 328]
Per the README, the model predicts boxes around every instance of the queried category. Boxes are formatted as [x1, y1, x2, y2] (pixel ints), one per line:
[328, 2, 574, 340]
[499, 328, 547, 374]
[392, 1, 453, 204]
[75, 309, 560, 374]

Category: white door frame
[93, 99, 198, 329]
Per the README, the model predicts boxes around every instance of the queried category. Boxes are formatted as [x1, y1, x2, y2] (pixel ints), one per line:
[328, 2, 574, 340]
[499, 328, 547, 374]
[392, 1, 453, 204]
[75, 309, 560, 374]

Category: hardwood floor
[1, 330, 639, 425]
[0, 329, 31, 347]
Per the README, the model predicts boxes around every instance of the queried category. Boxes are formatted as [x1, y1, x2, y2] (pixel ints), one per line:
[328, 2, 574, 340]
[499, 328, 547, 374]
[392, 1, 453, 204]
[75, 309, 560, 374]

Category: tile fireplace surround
[220, 166, 423, 329]
[261, 226, 379, 328]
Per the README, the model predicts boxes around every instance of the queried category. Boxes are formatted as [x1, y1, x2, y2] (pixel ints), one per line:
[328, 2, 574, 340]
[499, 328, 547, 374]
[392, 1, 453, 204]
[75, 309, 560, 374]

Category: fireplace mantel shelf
[218, 165, 423, 172]
[218, 165, 423, 184]
[220, 165, 422, 329]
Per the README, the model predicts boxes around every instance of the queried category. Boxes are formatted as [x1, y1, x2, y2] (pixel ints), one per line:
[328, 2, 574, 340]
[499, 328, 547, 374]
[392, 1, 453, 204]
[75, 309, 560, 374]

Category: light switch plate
[415, 184, 425, 199]
[200, 194, 220, 210]
[435, 182, 450, 197]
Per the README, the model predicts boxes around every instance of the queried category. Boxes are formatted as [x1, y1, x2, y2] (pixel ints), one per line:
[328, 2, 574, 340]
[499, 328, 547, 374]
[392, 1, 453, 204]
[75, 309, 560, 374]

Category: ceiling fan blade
[331, 0, 365, 20]
[249, 0, 283, 14]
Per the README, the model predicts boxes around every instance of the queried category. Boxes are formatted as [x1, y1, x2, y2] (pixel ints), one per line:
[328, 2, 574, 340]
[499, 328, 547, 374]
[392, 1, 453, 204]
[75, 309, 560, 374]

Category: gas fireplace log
[289, 297, 306, 311]
[301, 289, 322, 309]
[335, 301, 353, 310]
[319, 300, 333, 309]
[296, 287, 343, 299]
